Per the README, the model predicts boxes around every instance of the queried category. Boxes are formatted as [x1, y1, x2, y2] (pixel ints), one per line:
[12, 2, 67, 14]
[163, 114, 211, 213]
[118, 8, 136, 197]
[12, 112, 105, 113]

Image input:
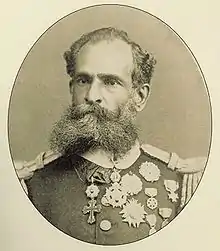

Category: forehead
[75, 39, 134, 78]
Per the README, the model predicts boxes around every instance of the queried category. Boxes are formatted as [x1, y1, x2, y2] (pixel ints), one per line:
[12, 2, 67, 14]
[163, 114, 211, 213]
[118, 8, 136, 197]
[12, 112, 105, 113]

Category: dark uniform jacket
[16, 144, 205, 245]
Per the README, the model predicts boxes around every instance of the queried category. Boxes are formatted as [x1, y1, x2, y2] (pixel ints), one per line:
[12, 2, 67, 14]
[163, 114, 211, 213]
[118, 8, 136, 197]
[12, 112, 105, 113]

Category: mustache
[67, 102, 121, 121]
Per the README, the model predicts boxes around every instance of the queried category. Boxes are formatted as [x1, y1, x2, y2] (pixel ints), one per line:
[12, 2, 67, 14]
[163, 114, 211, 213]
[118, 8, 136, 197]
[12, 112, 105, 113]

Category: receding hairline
[75, 38, 134, 65]
[64, 27, 156, 86]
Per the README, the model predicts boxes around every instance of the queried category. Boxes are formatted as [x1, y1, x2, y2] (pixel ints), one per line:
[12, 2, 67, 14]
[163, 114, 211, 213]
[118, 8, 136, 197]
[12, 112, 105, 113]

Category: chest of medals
[82, 160, 180, 236]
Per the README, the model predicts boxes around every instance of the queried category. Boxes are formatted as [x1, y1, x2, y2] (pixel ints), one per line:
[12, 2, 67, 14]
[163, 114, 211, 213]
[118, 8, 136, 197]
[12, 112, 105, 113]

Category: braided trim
[141, 144, 170, 164]
[15, 151, 61, 180]
[176, 157, 206, 173]
[168, 152, 180, 171]
[180, 171, 203, 208]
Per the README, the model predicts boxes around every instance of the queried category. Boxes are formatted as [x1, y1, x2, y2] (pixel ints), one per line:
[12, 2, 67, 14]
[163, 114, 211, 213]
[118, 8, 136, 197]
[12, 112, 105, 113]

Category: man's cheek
[72, 90, 85, 105]
[106, 94, 129, 111]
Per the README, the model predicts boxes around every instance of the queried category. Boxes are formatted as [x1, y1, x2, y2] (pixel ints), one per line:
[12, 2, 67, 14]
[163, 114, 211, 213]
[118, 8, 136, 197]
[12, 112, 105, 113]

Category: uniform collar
[79, 141, 141, 170]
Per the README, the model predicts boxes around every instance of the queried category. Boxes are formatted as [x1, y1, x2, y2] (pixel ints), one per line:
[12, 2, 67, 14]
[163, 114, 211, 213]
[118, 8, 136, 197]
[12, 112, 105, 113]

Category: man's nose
[84, 80, 102, 104]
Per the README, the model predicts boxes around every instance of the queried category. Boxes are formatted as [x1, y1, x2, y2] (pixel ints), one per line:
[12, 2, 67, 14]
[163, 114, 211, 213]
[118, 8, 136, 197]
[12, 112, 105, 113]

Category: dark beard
[49, 100, 139, 159]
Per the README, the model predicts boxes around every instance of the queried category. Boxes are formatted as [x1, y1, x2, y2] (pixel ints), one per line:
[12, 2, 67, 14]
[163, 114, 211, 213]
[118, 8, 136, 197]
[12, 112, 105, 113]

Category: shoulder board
[14, 150, 62, 180]
[141, 143, 206, 173]
[141, 143, 171, 164]
[141, 143, 207, 209]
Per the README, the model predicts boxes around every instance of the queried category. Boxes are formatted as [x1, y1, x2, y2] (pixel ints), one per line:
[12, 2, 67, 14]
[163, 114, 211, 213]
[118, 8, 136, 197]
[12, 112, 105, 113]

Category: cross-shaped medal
[82, 199, 102, 224]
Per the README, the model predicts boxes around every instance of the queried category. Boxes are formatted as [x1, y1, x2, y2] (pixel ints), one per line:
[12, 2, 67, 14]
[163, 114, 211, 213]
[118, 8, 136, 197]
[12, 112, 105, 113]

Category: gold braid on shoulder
[141, 144, 207, 209]
[14, 151, 61, 194]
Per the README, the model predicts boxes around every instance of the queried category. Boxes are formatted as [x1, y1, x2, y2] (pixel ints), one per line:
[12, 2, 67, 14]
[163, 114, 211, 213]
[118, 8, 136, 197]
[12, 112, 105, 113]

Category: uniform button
[100, 220, 111, 231]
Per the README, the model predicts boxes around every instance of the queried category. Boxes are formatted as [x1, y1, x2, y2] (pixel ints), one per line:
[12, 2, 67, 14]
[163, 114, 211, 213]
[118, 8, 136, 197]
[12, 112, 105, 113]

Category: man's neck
[79, 140, 141, 169]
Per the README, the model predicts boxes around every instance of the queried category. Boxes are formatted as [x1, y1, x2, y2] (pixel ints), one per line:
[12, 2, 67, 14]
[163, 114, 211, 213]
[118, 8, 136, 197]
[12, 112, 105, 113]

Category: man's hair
[64, 27, 156, 87]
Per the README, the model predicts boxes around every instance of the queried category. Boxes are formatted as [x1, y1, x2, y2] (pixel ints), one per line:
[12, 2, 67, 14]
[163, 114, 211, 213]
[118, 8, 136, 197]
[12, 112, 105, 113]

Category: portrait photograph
[7, 4, 211, 246]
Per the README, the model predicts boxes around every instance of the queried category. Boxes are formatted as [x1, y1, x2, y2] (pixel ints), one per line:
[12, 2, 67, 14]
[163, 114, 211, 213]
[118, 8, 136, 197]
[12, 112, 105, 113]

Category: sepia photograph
[8, 4, 211, 246]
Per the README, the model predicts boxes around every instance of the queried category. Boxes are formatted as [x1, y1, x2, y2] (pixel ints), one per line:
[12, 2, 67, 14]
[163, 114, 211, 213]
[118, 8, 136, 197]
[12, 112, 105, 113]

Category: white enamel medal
[164, 180, 179, 202]
[102, 182, 127, 208]
[158, 208, 172, 228]
[146, 214, 157, 235]
[145, 188, 158, 210]
[85, 183, 100, 199]
[121, 172, 142, 195]
[110, 168, 121, 183]
[101, 167, 127, 208]
[120, 198, 147, 228]
[139, 161, 161, 182]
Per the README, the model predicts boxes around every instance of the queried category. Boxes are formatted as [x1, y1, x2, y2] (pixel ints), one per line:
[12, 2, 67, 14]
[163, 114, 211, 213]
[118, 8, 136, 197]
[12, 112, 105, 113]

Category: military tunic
[24, 147, 185, 245]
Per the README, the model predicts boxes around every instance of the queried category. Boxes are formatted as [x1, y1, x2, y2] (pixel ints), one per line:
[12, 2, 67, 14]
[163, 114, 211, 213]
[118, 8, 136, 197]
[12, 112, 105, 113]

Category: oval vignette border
[7, 3, 213, 246]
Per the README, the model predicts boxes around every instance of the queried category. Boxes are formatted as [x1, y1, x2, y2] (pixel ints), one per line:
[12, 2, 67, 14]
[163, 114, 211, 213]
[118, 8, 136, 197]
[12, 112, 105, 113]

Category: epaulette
[141, 143, 207, 208]
[14, 150, 62, 181]
[14, 150, 62, 195]
[141, 144, 171, 164]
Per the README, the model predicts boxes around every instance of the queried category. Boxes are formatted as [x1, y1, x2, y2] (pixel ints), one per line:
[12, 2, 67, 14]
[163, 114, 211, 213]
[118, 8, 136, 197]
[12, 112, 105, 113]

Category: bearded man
[16, 27, 206, 245]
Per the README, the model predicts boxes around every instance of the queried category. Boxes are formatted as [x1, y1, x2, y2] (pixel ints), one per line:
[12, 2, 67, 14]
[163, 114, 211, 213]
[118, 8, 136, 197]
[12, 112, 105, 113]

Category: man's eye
[76, 77, 89, 84]
[104, 78, 119, 86]
[77, 79, 87, 84]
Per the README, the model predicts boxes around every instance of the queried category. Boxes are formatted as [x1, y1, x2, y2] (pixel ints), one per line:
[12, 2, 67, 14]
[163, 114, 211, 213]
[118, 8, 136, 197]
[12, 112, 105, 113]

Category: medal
[145, 188, 157, 197]
[145, 188, 158, 210]
[83, 177, 101, 224]
[139, 161, 161, 182]
[82, 198, 102, 224]
[121, 172, 143, 195]
[85, 183, 100, 199]
[102, 182, 127, 208]
[110, 168, 121, 183]
[120, 198, 147, 228]
[158, 208, 172, 228]
[146, 214, 157, 235]
[164, 180, 179, 202]
[102, 165, 127, 208]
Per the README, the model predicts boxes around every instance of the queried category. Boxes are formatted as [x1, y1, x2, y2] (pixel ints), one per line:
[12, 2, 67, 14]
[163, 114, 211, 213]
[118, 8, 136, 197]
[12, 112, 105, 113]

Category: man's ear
[133, 84, 150, 112]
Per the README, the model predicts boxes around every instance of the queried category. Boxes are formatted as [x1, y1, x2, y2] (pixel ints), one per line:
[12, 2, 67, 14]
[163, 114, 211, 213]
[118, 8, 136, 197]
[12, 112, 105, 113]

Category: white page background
[0, 1, 219, 250]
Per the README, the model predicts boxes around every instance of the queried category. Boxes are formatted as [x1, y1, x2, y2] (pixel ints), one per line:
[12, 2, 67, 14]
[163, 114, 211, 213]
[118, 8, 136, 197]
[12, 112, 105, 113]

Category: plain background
[0, 1, 220, 251]
[8, 5, 211, 162]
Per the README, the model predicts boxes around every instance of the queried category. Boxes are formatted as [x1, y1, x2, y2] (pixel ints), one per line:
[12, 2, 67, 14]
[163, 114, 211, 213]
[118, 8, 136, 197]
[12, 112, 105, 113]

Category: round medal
[146, 197, 158, 210]
[139, 162, 161, 182]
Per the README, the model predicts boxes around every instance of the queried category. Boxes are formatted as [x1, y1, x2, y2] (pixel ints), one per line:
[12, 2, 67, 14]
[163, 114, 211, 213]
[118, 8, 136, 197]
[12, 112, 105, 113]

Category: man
[15, 27, 206, 245]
